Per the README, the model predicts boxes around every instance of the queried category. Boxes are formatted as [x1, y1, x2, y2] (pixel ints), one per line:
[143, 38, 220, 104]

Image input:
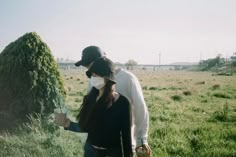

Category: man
[75, 46, 151, 156]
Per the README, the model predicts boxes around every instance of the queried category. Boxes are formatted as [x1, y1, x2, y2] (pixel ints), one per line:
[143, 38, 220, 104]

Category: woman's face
[90, 73, 105, 90]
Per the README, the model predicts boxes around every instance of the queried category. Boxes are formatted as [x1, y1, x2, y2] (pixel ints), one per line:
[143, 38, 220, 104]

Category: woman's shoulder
[116, 93, 130, 105]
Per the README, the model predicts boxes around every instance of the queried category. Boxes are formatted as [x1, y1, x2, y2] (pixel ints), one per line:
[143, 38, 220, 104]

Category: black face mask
[86, 70, 92, 78]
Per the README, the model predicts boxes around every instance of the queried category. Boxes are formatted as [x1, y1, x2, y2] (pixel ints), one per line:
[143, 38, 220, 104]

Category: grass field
[1, 69, 236, 157]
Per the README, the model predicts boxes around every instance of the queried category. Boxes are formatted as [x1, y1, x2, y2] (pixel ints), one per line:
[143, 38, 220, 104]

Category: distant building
[57, 62, 194, 71]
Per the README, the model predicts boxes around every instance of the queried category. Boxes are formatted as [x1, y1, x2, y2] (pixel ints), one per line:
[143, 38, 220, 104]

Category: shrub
[195, 81, 205, 85]
[75, 98, 80, 102]
[213, 92, 231, 99]
[211, 84, 220, 90]
[183, 90, 192, 96]
[76, 91, 84, 96]
[149, 87, 159, 90]
[142, 86, 148, 90]
[0, 32, 66, 120]
[67, 86, 72, 91]
[201, 99, 208, 103]
[171, 95, 182, 101]
[169, 86, 183, 90]
[232, 61, 236, 67]
[212, 103, 229, 122]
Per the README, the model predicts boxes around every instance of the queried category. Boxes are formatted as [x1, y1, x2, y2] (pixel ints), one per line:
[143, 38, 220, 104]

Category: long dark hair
[77, 80, 115, 131]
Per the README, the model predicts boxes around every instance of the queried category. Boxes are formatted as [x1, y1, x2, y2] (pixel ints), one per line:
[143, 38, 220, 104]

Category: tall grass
[1, 70, 236, 157]
[0, 115, 85, 157]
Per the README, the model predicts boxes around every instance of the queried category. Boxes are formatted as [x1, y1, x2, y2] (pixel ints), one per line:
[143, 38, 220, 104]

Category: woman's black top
[87, 95, 132, 157]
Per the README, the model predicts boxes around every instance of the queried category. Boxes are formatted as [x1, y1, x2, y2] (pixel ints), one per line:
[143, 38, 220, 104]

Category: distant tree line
[199, 53, 236, 71]
[125, 59, 138, 70]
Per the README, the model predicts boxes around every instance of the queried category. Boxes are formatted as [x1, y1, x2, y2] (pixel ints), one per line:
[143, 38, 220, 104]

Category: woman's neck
[97, 88, 104, 100]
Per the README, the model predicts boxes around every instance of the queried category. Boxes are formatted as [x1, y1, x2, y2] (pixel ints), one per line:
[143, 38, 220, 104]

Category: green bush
[232, 61, 236, 67]
[211, 84, 220, 90]
[171, 95, 183, 101]
[213, 92, 231, 99]
[0, 32, 66, 119]
[183, 90, 192, 96]
[142, 86, 148, 90]
[212, 103, 229, 122]
[149, 86, 159, 90]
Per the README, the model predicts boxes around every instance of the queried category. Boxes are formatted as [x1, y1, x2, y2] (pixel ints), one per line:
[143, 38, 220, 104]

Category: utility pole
[153, 51, 161, 71]
[159, 52, 161, 69]
[200, 52, 202, 67]
[200, 52, 202, 62]
[225, 52, 228, 63]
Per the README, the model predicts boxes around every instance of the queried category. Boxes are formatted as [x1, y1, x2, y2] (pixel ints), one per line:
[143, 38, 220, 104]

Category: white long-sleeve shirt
[114, 69, 149, 149]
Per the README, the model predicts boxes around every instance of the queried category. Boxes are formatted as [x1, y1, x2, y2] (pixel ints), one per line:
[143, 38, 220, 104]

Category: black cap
[86, 57, 116, 83]
[75, 46, 105, 67]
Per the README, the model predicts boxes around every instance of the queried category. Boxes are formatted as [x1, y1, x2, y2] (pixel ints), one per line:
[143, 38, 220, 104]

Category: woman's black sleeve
[121, 99, 133, 157]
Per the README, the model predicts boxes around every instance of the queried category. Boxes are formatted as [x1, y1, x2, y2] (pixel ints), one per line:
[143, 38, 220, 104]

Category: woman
[65, 57, 133, 157]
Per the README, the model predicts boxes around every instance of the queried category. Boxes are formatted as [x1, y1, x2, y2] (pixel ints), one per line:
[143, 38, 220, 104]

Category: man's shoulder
[116, 68, 137, 79]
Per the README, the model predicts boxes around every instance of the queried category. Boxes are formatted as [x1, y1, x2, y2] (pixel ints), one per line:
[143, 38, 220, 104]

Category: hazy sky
[1, 0, 236, 64]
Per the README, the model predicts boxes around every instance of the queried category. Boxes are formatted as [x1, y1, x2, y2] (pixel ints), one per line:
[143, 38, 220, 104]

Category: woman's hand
[64, 118, 71, 128]
[135, 144, 151, 157]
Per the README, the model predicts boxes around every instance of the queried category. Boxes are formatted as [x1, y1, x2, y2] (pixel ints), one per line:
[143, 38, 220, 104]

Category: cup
[136, 147, 148, 157]
[54, 108, 67, 127]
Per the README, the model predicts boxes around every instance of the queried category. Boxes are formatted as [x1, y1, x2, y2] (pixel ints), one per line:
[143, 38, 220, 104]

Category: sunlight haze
[0, 0, 236, 64]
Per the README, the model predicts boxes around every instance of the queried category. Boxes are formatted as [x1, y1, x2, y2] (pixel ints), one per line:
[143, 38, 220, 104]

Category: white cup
[54, 108, 67, 127]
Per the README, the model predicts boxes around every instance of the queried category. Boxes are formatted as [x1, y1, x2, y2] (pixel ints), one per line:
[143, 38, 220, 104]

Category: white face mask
[90, 76, 105, 90]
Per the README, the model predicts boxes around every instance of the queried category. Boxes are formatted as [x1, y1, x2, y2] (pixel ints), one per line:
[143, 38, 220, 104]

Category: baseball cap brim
[75, 60, 83, 67]
[75, 59, 91, 67]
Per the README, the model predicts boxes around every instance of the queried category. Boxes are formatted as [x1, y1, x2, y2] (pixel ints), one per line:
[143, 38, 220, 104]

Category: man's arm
[128, 76, 149, 146]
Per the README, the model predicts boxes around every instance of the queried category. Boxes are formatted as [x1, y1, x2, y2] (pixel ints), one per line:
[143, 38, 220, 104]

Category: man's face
[84, 62, 94, 78]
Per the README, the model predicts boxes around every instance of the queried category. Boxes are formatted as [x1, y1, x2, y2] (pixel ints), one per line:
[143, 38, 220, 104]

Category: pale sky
[0, 0, 236, 64]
